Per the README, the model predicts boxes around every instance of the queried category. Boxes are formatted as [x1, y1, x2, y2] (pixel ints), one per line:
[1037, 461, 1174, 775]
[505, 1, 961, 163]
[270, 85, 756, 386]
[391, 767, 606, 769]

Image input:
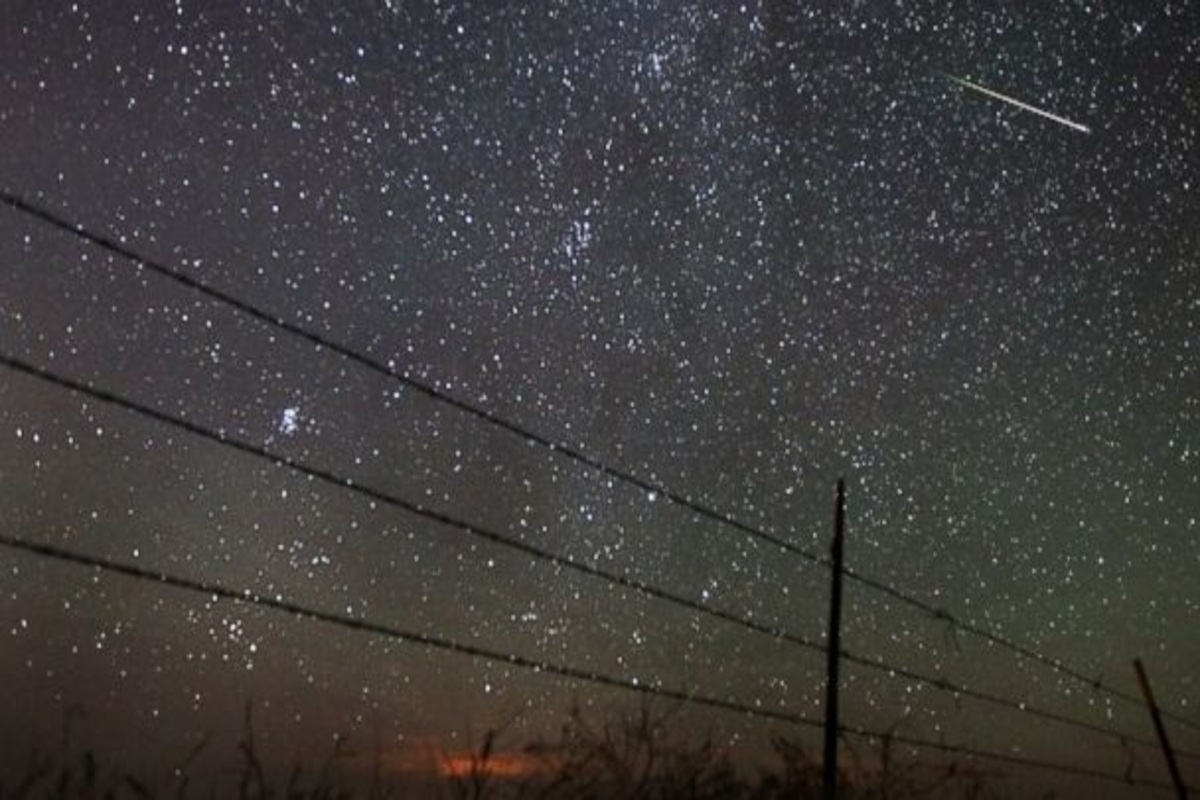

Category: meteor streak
[943, 73, 1091, 134]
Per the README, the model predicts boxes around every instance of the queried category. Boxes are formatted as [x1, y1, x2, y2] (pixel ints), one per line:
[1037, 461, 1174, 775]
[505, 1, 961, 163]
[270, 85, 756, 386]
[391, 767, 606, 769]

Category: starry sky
[1, 1, 1197, 797]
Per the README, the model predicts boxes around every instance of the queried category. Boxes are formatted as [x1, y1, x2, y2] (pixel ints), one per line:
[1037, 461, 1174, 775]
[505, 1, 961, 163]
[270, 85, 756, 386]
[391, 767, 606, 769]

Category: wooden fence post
[823, 478, 846, 800]
[1134, 658, 1189, 800]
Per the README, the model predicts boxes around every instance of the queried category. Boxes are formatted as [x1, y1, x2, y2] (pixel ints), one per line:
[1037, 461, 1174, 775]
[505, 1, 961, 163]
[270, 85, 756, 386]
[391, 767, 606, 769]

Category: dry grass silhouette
[441, 701, 1006, 800]
[2, 703, 1011, 799]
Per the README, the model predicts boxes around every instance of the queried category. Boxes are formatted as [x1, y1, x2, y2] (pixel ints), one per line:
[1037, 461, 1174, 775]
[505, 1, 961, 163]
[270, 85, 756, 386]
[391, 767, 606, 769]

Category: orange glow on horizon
[437, 749, 551, 780]
[337, 740, 555, 782]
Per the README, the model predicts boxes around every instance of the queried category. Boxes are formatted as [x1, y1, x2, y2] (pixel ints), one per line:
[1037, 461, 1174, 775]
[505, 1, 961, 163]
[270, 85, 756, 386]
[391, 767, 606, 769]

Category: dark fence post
[1134, 658, 1189, 800]
[823, 478, 846, 800]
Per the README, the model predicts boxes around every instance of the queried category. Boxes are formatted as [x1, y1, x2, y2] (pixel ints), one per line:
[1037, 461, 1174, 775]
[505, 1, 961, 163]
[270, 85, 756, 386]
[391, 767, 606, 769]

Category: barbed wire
[0, 350, 826, 664]
[3, 189, 1198, 741]
[2, 350, 1197, 767]
[0, 532, 1190, 795]
[840, 565, 1157, 719]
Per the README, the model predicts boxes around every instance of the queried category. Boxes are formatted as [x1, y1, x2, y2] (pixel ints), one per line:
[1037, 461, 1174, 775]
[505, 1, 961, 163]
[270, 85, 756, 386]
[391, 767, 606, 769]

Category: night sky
[1, 2, 1197, 797]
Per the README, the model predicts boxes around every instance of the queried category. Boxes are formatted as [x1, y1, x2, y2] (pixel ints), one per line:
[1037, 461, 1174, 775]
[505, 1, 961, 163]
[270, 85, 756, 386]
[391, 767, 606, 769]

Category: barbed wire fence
[4, 189, 1194, 736]
[0, 528, 1182, 795]
[1, 192, 1197, 795]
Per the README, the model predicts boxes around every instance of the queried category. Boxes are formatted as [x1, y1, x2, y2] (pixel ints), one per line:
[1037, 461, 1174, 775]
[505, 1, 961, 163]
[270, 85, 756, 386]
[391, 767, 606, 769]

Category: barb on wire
[1121, 736, 1138, 785]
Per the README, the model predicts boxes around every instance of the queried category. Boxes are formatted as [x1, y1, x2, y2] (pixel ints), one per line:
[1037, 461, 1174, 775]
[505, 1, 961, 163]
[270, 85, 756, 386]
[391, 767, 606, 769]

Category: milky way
[1, 3, 1197, 797]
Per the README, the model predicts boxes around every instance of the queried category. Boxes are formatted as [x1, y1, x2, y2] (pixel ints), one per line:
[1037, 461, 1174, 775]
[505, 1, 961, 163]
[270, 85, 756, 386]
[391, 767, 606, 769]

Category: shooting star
[943, 73, 1091, 134]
